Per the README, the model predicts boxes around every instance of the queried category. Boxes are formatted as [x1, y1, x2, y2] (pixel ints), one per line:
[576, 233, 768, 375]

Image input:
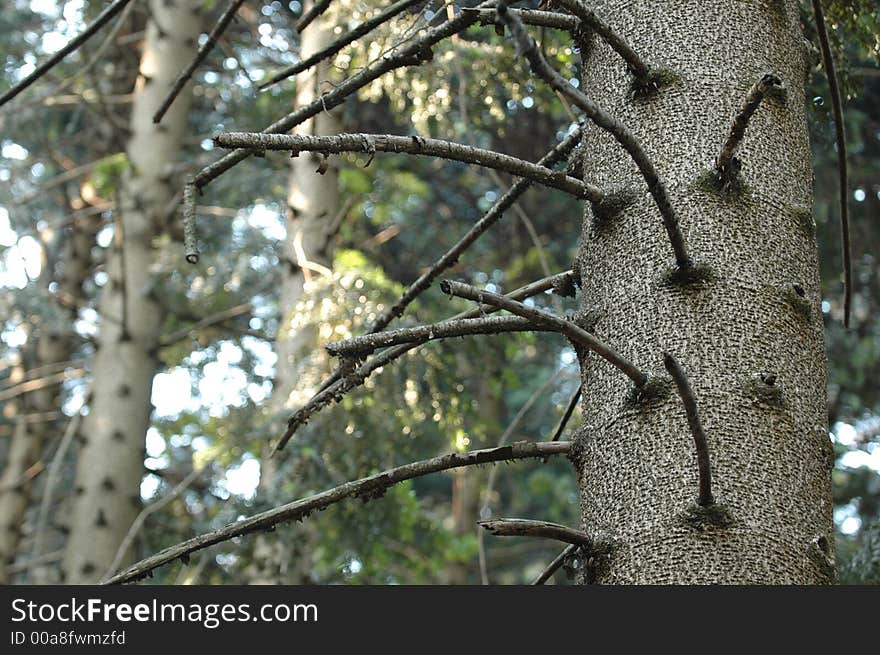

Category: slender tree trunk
[249, 3, 341, 584]
[573, 0, 834, 583]
[61, 0, 201, 584]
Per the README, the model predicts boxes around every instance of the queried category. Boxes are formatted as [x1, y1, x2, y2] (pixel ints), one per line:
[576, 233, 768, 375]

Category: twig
[462, 7, 579, 32]
[213, 132, 600, 200]
[532, 543, 579, 584]
[441, 279, 647, 386]
[260, 0, 425, 90]
[275, 270, 576, 452]
[551, 0, 650, 81]
[183, 179, 199, 264]
[326, 315, 547, 357]
[811, 0, 851, 328]
[663, 352, 713, 506]
[6, 549, 64, 576]
[714, 73, 782, 185]
[101, 460, 214, 582]
[551, 383, 581, 441]
[187, 1, 497, 194]
[105, 441, 570, 584]
[496, 2, 690, 268]
[0, 369, 87, 403]
[295, 0, 334, 33]
[0, 0, 135, 108]
[152, 0, 247, 124]
[479, 518, 593, 547]
[159, 303, 253, 347]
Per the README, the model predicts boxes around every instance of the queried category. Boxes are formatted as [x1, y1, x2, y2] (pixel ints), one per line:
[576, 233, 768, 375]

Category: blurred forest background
[0, 0, 878, 584]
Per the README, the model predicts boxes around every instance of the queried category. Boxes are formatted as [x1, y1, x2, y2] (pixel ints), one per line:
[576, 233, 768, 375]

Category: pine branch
[551, 0, 650, 82]
[440, 279, 647, 386]
[212, 132, 600, 200]
[295, 0, 334, 33]
[714, 73, 782, 186]
[0, 0, 135, 108]
[187, 1, 497, 195]
[152, 0, 247, 124]
[811, 0, 852, 328]
[105, 441, 570, 584]
[479, 518, 593, 547]
[275, 270, 576, 452]
[260, 0, 426, 90]
[496, 1, 691, 269]
[326, 315, 547, 357]
[532, 543, 579, 585]
[663, 352, 713, 506]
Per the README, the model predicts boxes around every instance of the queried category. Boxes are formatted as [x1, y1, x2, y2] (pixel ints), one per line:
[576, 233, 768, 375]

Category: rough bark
[572, 0, 833, 583]
[248, 3, 342, 584]
[61, 0, 201, 584]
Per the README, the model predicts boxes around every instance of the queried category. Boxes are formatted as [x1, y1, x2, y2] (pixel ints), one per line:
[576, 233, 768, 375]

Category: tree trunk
[61, 0, 201, 584]
[249, 3, 341, 584]
[573, 0, 834, 583]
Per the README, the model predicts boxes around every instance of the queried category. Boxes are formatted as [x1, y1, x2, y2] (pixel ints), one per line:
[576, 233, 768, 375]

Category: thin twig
[479, 518, 593, 547]
[275, 270, 575, 452]
[101, 460, 214, 582]
[496, 2, 690, 268]
[260, 0, 425, 90]
[462, 7, 579, 32]
[811, 0, 851, 328]
[532, 543, 579, 585]
[441, 279, 647, 386]
[152, 0, 247, 124]
[326, 315, 547, 357]
[663, 352, 713, 506]
[159, 303, 253, 347]
[551, 383, 581, 441]
[0, 0, 135, 108]
[213, 132, 600, 200]
[183, 179, 199, 264]
[295, 0, 334, 33]
[106, 441, 570, 584]
[714, 73, 782, 184]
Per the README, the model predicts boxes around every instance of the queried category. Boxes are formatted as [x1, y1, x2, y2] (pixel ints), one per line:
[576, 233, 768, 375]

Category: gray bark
[61, 0, 201, 584]
[572, 0, 833, 583]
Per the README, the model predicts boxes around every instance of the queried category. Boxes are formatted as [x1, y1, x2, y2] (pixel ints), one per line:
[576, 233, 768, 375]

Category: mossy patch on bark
[786, 204, 815, 239]
[779, 283, 812, 321]
[624, 374, 673, 410]
[742, 374, 788, 409]
[591, 189, 638, 235]
[678, 502, 736, 530]
[694, 166, 752, 202]
[659, 261, 716, 291]
[630, 67, 680, 101]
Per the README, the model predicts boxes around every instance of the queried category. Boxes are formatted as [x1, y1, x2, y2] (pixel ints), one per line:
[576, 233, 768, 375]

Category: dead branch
[497, 2, 691, 269]
[105, 441, 570, 584]
[183, 180, 199, 264]
[479, 518, 593, 547]
[213, 132, 600, 200]
[714, 73, 782, 185]
[462, 7, 579, 32]
[296, 0, 334, 33]
[551, 383, 582, 441]
[811, 0, 851, 328]
[260, 0, 426, 90]
[0, 0, 135, 108]
[159, 302, 253, 347]
[441, 279, 647, 386]
[276, 270, 576, 452]
[532, 543, 579, 584]
[663, 352, 713, 506]
[152, 0, 248, 124]
[326, 315, 547, 357]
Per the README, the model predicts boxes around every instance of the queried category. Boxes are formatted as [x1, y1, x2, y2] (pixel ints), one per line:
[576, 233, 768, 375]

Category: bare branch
[462, 7, 579, 32]
[326, 315, 547, 358]
[496, 2, 691, 269]
[551, 383, 582, 441]
[295, 0, 334, 33]
[811, 0, 851, 328]
[188, 1, 497, 194]
[551, 0, 650, 81]
[260, 0, 425, 90]
[183, 179, 199, 264]
[663, 352, 713, 506]
[714, 73, 782, 185]
[440, 279, 647, 386]
[479, 518, 593, 547]
[532, 543, 579, 585]
[213, 132, 600, 200]
[105, 441, 570, 584]
[0, 369, 87, 403]
[0, 0, 135, 108]
[152, 0, 247, 124]
[275, 270, 576, 452]
[159, 303, 253, 347]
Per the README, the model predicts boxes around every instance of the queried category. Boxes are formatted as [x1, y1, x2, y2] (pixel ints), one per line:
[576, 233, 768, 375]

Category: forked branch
[532, 543, 580, 585]
[441, 279, 647, 386]
[105, 441, 570, 584]
[663, 352, 713, 506]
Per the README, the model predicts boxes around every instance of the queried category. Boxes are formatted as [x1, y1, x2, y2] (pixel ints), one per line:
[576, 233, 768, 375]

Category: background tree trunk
[61, 0, 201, 584]
[573, 0, 834, 583]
